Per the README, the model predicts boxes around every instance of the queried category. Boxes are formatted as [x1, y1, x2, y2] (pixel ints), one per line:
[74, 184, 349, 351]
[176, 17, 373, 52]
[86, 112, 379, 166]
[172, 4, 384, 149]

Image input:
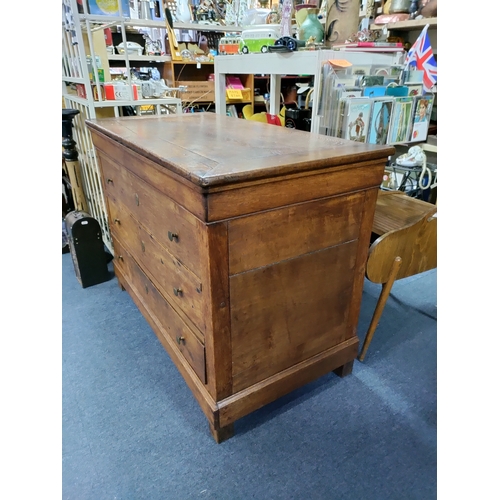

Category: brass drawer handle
[176, 336, 185, 345]
[168, 231, 178, 242]
[106, 178, 113, 184]
[113, 218, 120, 224]
[117, 255, 123, 261]
[173, 287, 183, 297]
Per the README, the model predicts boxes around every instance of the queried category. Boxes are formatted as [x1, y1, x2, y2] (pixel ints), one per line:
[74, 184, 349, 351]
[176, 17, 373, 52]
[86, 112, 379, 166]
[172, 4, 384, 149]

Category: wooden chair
[358, 190, 437, 361]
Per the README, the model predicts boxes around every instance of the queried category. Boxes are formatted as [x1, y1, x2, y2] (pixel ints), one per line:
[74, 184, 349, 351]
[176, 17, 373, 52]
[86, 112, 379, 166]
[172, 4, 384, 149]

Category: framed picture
[406, 83, 423, 97]
[409, 94, 435, 142]
[388, 97, 415, 144]
[342, 97, 372, 143]
[367, 97, 394, 145]
[350, 65, 372, 77]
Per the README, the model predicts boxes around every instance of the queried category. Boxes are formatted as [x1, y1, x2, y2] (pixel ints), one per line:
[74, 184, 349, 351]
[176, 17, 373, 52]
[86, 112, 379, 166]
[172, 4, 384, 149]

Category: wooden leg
[333, 360, 354, 378]
[209, 421, 234, 444]
[117, 278, 125, 291]
[358, 256, 402, 362]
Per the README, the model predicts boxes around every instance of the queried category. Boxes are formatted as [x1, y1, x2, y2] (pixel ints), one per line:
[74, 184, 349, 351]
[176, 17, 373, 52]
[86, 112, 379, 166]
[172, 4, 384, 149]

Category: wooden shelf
[371, 17, 437, 31]
[79, 15, 244, 32]
[173, 22, 243, 32]
[171, 61, 215, 65]
[226, 99, 253, 104]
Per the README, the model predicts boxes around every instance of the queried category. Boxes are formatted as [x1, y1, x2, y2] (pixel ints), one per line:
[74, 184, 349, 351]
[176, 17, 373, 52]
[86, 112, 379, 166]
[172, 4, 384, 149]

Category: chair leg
[358, 257, 402, 362]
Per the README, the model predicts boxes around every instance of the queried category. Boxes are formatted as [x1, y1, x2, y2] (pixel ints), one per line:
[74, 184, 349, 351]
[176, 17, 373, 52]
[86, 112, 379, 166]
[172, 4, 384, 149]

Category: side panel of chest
[227, 193, 365, 392]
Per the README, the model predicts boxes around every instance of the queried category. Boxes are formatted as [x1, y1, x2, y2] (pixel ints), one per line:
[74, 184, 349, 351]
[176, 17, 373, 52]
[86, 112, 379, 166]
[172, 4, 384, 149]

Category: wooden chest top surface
[86, 114, 394, 188]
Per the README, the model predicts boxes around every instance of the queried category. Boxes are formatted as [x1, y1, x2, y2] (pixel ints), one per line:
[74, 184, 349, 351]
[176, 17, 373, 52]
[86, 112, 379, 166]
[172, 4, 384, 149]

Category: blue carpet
[62, 253, 437, 499]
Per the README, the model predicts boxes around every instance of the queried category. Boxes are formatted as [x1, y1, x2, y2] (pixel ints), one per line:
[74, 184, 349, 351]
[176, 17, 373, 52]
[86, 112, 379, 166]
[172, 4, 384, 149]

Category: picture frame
[342, 97, 373, 143]
[367, 97, 395, 145]
[406, 83, 424, 97]
[388, 97, 415, 144]
[409, 94, 435, 142]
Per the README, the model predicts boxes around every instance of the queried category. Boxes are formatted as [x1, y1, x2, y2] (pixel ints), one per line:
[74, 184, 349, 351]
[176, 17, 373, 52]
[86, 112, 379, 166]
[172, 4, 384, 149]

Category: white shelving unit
[62, 0, 186, 251]
[215, 50, 402, 134]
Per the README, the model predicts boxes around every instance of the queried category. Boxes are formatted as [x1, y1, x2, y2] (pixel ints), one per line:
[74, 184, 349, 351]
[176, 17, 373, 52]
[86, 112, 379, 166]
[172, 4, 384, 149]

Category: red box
[104, 82, 141, 101]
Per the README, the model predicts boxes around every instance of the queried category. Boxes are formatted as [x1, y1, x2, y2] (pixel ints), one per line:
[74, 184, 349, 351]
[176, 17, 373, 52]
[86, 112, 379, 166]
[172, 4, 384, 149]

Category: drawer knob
[173, 287, 183, 297]
[113, 218, 120, 224]
[168, 231, 178, 242]
[106, 178, 113, 184]
[117, 255, 123, 261]
[176, 336, 185, 345]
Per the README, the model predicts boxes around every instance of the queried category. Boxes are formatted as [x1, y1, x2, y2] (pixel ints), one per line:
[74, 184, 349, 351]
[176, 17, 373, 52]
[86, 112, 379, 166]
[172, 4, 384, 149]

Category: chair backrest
[366, 194, 437, 284]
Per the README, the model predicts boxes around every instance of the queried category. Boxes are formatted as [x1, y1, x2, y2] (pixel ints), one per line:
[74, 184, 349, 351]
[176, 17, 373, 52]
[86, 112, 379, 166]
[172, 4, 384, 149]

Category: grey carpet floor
[62, 253, 437, 499]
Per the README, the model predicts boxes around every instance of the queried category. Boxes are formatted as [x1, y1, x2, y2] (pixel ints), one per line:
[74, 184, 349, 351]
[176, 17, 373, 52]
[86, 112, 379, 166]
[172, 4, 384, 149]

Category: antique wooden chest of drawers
[87, 114, 394, 443]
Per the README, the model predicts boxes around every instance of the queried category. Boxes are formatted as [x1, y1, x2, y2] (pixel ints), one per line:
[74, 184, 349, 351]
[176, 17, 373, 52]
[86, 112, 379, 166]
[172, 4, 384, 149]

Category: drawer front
[230, 241, 358, 392]
[113, 237, 206, 384]
[99, 151, 206, 279]
[107, 196, 207, 334]
[228, 192, 365, 275]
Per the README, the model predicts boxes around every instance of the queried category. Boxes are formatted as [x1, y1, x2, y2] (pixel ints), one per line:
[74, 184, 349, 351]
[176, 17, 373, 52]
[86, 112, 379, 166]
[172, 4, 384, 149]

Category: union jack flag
[405, 24, 437, 92]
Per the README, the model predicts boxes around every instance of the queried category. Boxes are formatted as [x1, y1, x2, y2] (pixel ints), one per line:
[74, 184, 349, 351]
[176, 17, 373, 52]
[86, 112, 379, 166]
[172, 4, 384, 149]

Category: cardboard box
[176, 81, 215, 103]
[226, 88, 252, 102]
[87, 0, 130, 16]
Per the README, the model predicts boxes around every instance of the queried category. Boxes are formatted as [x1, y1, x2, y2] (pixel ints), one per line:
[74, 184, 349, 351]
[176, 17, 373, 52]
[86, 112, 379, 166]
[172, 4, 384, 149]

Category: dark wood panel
[113, 237, 206, 384]
[98, 151, 207, 278]
[207, 162, 386, 221]
[107, 196, 207, 335]
[93, 133, 207, 220]
[228, 192, 364, 275]
[202, 222, 234, 401]
[230, 242, 358, 392]
[218, 337, 359, 427]
[345, 188, 380, 344]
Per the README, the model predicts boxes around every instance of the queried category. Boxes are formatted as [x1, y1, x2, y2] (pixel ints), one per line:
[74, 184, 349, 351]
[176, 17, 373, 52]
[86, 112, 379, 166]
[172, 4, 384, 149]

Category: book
[341, 97, 373, 143]
[225, 76, 244, 89]
[333, 88, 363, 138]
[387, 97, 415, 144]
[226, 104, 238, 118]
[367, 97, 394, 145]
[409, 94, 435, 143]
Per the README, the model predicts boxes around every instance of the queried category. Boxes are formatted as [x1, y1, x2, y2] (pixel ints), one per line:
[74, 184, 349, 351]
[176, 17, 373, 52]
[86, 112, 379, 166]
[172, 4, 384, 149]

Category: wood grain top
[86, 114, 394, 188]
[372, 191, 437, 236]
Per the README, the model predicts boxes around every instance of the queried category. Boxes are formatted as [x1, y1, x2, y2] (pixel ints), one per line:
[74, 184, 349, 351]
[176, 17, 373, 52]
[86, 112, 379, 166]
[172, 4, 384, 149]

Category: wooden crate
[176, 80, 215, 103]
